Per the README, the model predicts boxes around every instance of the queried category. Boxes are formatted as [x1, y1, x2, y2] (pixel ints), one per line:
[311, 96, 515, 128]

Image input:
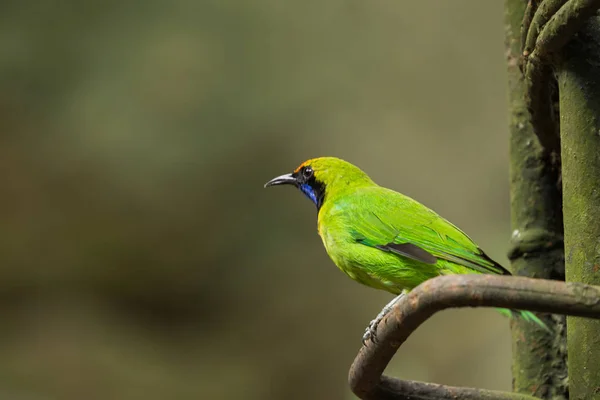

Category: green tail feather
[496, 308, 552, 333]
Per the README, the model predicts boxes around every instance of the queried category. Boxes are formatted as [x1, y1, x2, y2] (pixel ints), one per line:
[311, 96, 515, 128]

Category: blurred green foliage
[0, 1, 513, 399]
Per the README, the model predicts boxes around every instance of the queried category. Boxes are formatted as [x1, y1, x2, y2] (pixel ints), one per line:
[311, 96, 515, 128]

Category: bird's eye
[303, 167, 314, 179]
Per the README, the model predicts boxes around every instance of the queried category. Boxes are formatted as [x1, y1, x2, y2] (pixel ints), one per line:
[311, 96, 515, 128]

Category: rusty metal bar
[349, 274, 600, 399]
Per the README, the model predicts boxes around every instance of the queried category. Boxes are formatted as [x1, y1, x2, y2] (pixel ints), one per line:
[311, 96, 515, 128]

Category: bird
[264, 156, 548, 343]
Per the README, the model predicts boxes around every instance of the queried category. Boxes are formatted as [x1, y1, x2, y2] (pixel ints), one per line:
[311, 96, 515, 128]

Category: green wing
[346, 186, 509, 275]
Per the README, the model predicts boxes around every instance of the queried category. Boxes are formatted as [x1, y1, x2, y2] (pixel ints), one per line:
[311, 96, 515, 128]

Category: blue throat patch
[300, 183, 319, 206]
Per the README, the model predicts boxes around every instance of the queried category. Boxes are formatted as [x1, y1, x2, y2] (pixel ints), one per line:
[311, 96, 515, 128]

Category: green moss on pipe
[505, 1, 567, 398]
[558, 18, 600, 400]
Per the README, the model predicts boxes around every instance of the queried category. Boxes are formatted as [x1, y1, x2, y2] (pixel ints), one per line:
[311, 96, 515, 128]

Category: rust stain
[529, 384, 539, 394]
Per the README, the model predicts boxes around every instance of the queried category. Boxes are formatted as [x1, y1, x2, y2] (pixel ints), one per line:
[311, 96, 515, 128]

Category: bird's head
[264, 157, 374, 209]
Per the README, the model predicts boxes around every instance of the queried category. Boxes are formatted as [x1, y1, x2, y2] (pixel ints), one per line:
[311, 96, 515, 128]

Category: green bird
[265, 156, 547, 342]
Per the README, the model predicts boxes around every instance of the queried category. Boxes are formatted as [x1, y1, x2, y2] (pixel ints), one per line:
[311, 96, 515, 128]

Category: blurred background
[0, 1, 512, 399]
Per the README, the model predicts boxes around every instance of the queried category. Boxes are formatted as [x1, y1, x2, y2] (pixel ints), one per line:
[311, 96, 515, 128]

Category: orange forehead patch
[294, 159, 314, 173]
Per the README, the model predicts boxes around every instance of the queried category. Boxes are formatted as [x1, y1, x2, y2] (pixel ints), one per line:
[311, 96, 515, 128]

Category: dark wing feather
[375, 242, 437, 265]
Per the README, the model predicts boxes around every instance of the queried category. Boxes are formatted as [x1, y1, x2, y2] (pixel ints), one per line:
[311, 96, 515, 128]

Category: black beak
[264, 173, 297, 188]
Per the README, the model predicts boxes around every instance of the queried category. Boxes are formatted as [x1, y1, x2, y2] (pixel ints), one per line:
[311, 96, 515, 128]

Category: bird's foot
[361, 291, 407, 346]
[362, 316, 384, 345]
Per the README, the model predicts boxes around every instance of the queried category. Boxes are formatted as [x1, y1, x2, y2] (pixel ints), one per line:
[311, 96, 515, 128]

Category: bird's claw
[362, 317, 382, 345]
[361, 291, 406, 346]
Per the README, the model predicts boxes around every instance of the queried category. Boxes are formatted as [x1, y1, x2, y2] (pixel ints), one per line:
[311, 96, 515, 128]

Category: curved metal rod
[534, 0, 600, 58]
[348, 274, 600, 400]
[522, 0, 567, 58]
[523, 0, 600, 156]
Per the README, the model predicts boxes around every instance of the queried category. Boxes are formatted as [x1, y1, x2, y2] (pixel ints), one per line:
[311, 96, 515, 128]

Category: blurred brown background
[0, 1, 512, 399]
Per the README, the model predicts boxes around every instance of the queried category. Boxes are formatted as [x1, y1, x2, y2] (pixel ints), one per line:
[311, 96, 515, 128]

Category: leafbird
[264, 157, 547, 343]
